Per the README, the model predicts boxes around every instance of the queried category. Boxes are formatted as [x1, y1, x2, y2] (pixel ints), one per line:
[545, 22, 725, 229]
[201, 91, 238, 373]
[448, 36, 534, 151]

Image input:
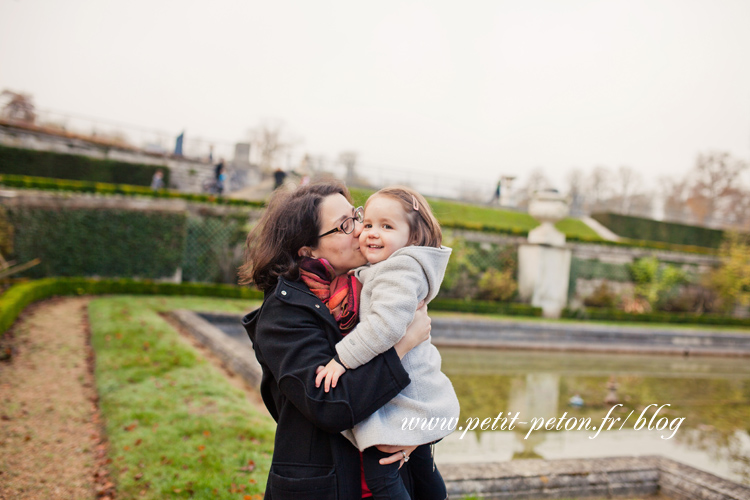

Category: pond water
[436, 347, 750, 485]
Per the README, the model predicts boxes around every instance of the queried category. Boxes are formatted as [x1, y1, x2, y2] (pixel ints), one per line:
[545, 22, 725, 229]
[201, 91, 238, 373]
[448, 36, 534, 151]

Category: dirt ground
[0, 297, 269, 500]
[0, 297, 111, 500]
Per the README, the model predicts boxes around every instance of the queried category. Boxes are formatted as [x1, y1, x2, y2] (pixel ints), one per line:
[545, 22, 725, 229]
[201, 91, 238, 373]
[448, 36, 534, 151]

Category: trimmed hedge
[0, 277, 264, 336]
[562, 306, 750, 328]
[0, 173, 265, 207]
[0, 144, 170, 186]
[431, 298, 542, 317]
[592, 212, 726, 249]
[0, 174, 717, 255]
[7, 206, 187, 279]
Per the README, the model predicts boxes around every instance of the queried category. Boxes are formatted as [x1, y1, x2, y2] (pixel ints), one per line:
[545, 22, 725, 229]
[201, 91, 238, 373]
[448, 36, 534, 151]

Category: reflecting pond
[437, 347, 750, 486]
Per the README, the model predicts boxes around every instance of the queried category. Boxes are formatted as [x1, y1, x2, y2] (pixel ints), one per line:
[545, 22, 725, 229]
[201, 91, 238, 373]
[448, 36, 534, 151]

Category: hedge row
[431, 298, 542, 317]
[592, 212, 725, 249]
[562, 307, 750, 327]
[0, 173, 718, 255]
[0, 277, 264, 336]
[0, 173, 265, 207]
[442, 220, 716, 255]
[0, 144, 170, 186]
[7, 206, 187, 279]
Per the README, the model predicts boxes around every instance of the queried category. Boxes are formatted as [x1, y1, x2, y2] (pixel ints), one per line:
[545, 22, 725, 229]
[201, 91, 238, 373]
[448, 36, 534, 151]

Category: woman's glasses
[318, 206, 364, 238]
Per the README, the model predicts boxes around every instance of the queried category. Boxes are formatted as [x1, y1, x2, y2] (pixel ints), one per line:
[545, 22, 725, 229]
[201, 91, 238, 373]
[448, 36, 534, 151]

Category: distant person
[489, 179, 501, 205]
[150, 169, 164, 190]
[214, 158, 224, 182]
[217, 166, 227, 195]
[273, 168, 287, 189]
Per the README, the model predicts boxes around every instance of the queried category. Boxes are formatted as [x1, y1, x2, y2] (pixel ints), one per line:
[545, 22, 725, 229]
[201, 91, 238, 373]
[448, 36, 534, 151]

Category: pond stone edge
[440, 456, 750, 500]
[170, 310, 750, 499]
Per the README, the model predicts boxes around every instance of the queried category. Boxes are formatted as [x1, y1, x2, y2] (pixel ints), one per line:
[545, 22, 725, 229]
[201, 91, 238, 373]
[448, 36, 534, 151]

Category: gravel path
[0, 297, 107, 500]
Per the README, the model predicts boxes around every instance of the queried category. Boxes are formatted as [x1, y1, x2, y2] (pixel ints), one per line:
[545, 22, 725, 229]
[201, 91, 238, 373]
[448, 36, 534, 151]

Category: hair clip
[412, 195, 419, 211]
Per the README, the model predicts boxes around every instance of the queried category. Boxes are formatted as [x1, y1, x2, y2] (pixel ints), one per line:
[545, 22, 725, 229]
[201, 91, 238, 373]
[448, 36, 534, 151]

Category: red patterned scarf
[299, 257, 361, 332]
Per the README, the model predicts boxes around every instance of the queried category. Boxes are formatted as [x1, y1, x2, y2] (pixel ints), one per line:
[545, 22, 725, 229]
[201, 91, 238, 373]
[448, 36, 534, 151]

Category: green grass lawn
[350, 187, 602, 241]
[88, 295, 273, 499]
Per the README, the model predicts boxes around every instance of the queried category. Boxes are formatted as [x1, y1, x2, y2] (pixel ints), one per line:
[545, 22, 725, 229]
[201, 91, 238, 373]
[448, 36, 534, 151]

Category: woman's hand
[394, 301, 430, 359]
[375, 444, 419, 469]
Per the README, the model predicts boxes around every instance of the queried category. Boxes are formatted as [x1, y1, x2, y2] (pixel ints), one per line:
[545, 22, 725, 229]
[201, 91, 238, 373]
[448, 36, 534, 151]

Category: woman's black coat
[242, 276, 415, 500]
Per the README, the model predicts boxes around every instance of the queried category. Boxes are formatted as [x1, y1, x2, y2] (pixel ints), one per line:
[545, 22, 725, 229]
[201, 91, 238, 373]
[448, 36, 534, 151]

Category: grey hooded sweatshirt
[336, 245, 461, 450]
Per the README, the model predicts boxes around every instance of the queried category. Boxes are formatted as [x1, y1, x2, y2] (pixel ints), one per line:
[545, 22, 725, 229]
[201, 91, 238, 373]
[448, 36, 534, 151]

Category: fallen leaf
[135, 438, 142, 446]
[197, 445, 205, 451]
[124, 423, 137, 432]
[239, 460, 256, 473]
[203, 430, 211, 437]
[134, 472, 143, 480]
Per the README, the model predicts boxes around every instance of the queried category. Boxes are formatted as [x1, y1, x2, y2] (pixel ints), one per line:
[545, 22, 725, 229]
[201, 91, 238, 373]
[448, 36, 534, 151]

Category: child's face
[359, 195, 411, 264]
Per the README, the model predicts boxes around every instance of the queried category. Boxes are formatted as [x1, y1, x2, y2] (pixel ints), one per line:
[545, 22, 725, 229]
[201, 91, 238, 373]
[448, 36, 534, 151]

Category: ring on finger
[401, 450, 410, 462]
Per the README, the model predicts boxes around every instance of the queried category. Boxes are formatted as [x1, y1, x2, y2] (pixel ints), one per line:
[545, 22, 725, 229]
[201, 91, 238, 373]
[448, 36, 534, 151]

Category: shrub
[182, 214, 250, 283]
[430, 298, 542, 317]
[592, 212, 726, 249]
[583, 281, 618, 308]
[561, 306, 750, 327]
[659, 284, 722, 314]
[0, 144, 170, 186]
[441, 237, 518, 302]
[0, 277, 263, 336]
[0, 174, 266, 208]
[477, 268, 517, 302]
[6, 206, 187, 280]
[708, 232, 750, 314]
[629, 257, 689, 308]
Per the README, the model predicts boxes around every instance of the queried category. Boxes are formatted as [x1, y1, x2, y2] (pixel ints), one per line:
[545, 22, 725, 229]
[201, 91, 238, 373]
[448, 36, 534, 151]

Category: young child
[315, 186, 460, 500]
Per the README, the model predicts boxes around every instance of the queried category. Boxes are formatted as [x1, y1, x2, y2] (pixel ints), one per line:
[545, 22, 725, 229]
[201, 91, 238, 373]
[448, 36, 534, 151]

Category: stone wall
[450, 228, 720, 269]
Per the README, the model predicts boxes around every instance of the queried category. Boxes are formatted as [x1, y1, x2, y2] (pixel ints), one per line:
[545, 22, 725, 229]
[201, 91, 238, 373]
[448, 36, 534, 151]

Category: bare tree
[517, 167, 550, 209]
[686, 152, 747, 226]
[247, 119, 299, 173]
[0, 89, 36, 124]
[565, 168, 586, 215]
[613, 166, 642, 214]
[587, 166, 611, 213]
[339, 151, 358, 186]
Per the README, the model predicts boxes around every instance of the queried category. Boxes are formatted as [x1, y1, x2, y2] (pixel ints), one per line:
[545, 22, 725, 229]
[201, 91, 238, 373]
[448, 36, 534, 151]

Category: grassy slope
[88, 295, 273, 499]
[350, 187, 602, 241]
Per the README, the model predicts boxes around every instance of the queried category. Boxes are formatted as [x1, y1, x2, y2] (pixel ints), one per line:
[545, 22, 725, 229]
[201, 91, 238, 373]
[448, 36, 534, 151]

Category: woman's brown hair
[367, 186, 442, 248]
[238, 181, 351, 293]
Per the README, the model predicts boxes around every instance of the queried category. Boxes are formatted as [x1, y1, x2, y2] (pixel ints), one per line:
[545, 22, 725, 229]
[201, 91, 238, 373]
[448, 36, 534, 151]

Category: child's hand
[315, 359, 346, 392]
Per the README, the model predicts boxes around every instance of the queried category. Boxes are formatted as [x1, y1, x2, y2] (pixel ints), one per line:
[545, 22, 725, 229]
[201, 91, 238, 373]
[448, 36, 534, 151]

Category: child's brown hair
[366, 186, 442, 248]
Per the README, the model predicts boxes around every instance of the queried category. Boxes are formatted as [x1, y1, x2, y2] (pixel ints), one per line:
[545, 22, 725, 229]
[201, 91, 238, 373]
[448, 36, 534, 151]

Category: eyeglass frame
[318, 206, 364, 238]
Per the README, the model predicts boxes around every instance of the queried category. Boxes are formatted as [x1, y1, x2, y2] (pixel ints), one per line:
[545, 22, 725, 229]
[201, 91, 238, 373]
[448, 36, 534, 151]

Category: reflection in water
[437, 347, 750, 485]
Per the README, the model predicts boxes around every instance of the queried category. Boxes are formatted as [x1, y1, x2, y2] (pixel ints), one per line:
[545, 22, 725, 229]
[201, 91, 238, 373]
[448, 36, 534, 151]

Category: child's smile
[359, 195, 411, 264]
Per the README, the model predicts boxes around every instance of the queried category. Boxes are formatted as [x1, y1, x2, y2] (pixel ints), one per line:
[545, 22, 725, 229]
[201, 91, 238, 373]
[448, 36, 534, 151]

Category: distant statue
[174, 131, 184, 156]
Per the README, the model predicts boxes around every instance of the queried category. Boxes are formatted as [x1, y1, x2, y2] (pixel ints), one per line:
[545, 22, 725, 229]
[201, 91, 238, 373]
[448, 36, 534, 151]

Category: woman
[240, 181, 432, 499]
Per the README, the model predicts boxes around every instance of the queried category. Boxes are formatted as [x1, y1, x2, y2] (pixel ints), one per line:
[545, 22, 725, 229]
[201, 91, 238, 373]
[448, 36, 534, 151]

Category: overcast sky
[2, 0, 749, 194]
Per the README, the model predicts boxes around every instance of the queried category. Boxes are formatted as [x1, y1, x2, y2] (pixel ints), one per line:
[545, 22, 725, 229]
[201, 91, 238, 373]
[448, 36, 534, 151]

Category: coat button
[281, 290, 287, 296]
[315, 304, 320, 308]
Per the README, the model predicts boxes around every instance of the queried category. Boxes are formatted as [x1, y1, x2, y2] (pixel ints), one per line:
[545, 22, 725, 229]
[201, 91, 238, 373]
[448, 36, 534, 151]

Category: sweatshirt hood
[355, 245, 451, 303]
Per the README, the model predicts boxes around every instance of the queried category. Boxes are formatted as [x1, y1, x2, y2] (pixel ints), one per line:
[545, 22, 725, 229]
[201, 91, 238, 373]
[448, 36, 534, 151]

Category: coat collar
[274, 276, 342, 332]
